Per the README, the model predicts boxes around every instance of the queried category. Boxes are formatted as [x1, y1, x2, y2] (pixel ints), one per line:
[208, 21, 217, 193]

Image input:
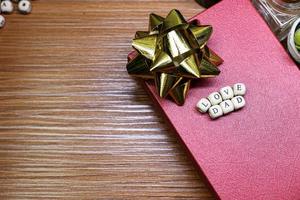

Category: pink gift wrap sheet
[129, 0, 300, 199]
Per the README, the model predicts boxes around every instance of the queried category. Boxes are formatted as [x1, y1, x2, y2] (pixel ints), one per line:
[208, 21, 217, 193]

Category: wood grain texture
[0, 1, 216, 199]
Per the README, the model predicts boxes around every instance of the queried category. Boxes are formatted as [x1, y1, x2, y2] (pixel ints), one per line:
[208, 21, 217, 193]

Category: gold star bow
[127, 9, 223, 106]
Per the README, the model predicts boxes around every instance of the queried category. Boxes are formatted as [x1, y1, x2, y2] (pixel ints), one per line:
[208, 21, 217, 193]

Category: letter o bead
[196, 98, 211, 113]
[18, 0, 32, 14]
[208, 105, 223, 119]
[207, 92, 223, 105]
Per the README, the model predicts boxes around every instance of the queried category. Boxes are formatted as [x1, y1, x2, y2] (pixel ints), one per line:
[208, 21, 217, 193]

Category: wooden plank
[0, 1, 215, 199]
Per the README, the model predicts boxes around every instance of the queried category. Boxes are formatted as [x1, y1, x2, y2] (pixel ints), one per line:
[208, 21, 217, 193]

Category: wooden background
[0, 1, 216, 199]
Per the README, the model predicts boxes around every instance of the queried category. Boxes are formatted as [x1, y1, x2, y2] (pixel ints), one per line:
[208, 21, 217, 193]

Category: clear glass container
[252, 0, 300, 41]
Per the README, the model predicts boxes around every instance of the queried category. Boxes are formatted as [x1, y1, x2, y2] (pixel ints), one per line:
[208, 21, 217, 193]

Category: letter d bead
[208, 105, 223, 119]
[231, 96, 246, 110]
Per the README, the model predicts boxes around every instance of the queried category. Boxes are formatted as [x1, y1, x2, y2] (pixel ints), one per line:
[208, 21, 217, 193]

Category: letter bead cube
[208, 105, 223, 119]
[1, 0, 14, 14]
[220, 86, 234, 100]
[233, 83, 246, 96]
[18, 0, 32, 14]
[220, 100, 234, 115]
[231, 96, 246, 110]
[208, 92, 222, 105]
[0, 15, 5, 28]
[196, 98, 211, 113]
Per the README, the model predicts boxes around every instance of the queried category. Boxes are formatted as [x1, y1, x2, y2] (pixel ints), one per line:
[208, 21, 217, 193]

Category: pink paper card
[129, 0, 300, 199]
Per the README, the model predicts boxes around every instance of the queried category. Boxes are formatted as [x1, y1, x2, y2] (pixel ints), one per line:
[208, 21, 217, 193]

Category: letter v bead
[220, 86, 234, 100]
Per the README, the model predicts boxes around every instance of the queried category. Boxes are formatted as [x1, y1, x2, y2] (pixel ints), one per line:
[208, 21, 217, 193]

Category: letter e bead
[196, 98, 211, 113]
[231, 96, 246, 110]
[208, 105, 223, 119]
[208, 92, 222, 105]
[233, 83, 246, 96]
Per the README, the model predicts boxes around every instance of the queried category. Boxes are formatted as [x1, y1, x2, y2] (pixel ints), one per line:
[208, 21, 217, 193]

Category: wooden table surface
[0, 1, 216, 199]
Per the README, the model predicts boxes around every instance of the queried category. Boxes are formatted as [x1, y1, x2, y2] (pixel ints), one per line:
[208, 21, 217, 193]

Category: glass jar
[252, 0, 300, 41]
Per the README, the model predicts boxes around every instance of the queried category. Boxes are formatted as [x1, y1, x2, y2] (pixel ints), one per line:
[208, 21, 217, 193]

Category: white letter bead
[233, 83, 246, 96]
[18, 0, 32, 14]
[231, 96, 246, 110]
[196, 98, 211, 113]
[0, 15, 5, 28]
[219, 86, 234, 100]
[220, 100, 234, 115]
[207, 92, 223, 105]
[1, 0, 14, 14]
[208, 105, 223, 119]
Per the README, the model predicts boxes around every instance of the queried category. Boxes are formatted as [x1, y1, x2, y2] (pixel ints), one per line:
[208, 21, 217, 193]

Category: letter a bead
[1, 0, 14, 14]
[208, 105, 223, 119]
[207, 92, 222, 105]
[220, 100, 234, 115]
[220, 86, 234, 100]
[196, 98, 211, 113]
[233, 83, 246, 96]
[231, 96, 246, 110]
